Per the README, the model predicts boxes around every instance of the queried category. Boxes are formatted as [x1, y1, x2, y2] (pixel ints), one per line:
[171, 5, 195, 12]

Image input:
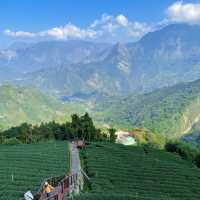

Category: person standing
[43, 181, 54, 198]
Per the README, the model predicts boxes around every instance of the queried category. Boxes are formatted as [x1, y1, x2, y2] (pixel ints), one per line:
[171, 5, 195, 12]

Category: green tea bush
[79, 143, 200, 200]
[0, 141, 68, 200]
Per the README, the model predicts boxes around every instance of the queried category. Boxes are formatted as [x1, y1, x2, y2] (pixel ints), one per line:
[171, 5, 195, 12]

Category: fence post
[61, 181, 64, 193]
[54, 194, 58, 200]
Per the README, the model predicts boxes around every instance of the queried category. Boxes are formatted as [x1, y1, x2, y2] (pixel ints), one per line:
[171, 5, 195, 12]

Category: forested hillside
[94, 79, 200, 137]
[182, 123, 200, 145]
[3, 77, 200, 139]
[0, 85, 75, 130]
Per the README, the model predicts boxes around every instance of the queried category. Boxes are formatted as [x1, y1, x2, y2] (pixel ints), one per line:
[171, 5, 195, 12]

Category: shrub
[135, 130, 166, 149]
[165, 141, 200, 162]
[3, 137, 22, 145]
[194, 154, 200, 168]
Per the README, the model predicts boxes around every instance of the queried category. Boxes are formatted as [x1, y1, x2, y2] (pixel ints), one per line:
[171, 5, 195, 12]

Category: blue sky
[0, 0, 173, 30]
[1, 0, 200, 46]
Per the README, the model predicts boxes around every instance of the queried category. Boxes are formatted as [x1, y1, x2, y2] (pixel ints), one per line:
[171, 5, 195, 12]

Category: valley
[2, 5, 200, 199]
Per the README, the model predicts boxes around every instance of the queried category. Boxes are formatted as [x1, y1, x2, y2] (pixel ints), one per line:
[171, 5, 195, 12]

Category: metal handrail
[80, 169, 90, 182]
[23, 142, 88, 200]
[38, 177, 67, 199]
[37, 175, 65, 193]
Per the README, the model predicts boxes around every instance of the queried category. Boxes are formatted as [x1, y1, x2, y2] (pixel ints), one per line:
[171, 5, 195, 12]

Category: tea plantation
[78, 143, 200, 200]
[0, 141, 68, 200]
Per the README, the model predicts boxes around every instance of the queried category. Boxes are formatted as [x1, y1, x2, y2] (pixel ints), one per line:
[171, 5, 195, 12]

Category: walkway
[70, 142, 81, 175]
[68, 142, 83, 196]
[36, 141, 83, 200]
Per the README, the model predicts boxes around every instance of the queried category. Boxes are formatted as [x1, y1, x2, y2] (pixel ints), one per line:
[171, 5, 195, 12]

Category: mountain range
[1, 24, 200, 97]
[2, 23, 200, 141]
[0, 40, 111, 82]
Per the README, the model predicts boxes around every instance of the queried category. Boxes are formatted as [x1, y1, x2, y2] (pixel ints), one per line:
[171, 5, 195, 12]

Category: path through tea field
[0, 141, 68, 200]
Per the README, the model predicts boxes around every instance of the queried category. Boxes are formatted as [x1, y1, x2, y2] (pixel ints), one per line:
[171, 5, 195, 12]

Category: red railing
[35, 173, 79, 200]
[28, 142, 84, 200]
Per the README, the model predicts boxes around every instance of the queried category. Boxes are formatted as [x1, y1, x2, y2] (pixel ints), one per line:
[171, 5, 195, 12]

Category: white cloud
[90, 14, 113, 28]
[127, 22, 152, 38]
[167, 1, 200, 23]
[4, 29, 36, 38]
[90, 14, 129, 32]
[116, 14, 128, 26]
[3, 24, 97, 40]
[3, 14, 152, 42]
[45, 23, 97, 39]
[89, 14, 152, 40]
[102, 22, 118, 33]
[5, 2, 200, 43]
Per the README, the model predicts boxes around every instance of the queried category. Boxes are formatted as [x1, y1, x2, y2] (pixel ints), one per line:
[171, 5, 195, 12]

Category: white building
[115, 130, 137, 146]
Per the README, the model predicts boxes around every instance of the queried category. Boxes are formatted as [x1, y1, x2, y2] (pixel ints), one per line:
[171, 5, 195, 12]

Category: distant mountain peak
[103, 42, 130, 74]
[106, 42, 128, 59]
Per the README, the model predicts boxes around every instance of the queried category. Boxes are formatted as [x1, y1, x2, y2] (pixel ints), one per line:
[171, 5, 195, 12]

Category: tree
[81, 113, 96, 141]
[65, 122, 74, 139]
[16, 123, 32, 143]
[71, 114, 81, 139]
[108, 128, 117, 143]
[0, 112, 108, 143]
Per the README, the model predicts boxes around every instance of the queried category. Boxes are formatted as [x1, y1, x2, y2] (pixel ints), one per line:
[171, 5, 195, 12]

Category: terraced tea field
[78, 143, 200, 200]
[0, 141, 68, 200]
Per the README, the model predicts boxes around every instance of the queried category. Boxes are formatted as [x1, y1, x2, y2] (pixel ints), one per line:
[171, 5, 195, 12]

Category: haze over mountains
[0, 40, 111, 82]
[1, 23, 200, 144]
[1, 23, 200, 97]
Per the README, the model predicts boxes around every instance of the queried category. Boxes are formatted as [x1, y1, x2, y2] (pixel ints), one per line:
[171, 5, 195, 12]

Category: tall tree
[108, 128, 117, 143]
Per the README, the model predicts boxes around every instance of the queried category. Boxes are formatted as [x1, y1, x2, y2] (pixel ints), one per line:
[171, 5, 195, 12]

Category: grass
[78, 143, 200, 200]
[0, 141, 68, 200]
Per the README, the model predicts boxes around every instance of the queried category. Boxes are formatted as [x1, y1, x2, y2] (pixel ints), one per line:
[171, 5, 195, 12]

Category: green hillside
[78, 143, 200, 200]
[93, 79, 200, 137]
[0, 141, 68, 200]
[0, 84, 86, 131]
[3, 78, 200, 139]
[182, 123, 200, 145]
